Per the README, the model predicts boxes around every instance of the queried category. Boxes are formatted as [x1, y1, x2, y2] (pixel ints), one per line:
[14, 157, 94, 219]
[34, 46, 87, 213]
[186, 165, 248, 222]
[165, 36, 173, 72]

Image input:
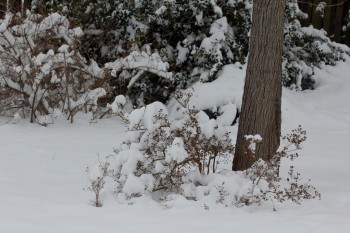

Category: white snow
[106, 51, 173, 80]
[245, 134, 263, 152]
[1, 58, 350, 233]
[108, 95, 127, 113]
[315, 2, 326, 18]
[122, 173, 146, 195]
[168, 63, 245, 115]
[155, 5, 167, 16]
[176, 42, 190, 65]
[165, 137, 189, 163]
[0, 13, 12, 33]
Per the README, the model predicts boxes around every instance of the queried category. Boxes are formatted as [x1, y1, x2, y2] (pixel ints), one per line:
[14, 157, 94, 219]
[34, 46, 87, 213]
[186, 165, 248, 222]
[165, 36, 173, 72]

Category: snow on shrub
[167, 64, 245, 124]
[110, 100, 234, 196]
[52, 0, 350, 108]
[87, 96, 320, 209]
[0, 12, 106, 123]
[284, 0, 350, 90]
[52, 0, 251, 106]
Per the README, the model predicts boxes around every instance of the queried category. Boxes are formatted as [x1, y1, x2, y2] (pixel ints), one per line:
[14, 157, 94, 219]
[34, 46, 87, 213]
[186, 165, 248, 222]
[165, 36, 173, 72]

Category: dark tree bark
[323, 0, 335, 36]
[346, 1, 350, 45]
[23, 0, 32, 10]
[311, 0, 323, 29]
[11, 0, 21, 10]
[232, 0, 285, 171]
[0, 0, 6, 18]
[300, 1, 313, 26]
[334, 0, 344, 43]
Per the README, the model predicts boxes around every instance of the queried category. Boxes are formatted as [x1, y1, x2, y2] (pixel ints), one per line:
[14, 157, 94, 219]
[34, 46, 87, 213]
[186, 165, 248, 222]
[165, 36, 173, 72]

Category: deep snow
[1, 57, 350, 232]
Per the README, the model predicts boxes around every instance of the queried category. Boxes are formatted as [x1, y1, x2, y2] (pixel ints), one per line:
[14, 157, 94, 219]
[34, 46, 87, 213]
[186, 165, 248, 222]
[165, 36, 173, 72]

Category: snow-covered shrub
[105, 48, 174, 106]
[238, 127, 321, 208]
[283, 0, 350, 90]
[0, 12, 106, 123]
[88, 94, 320, 208]
[52, 0, 251, 106]
[85, 159, 113, 207]
[52, 0, 350, 107]
[109, 99, 234, 198]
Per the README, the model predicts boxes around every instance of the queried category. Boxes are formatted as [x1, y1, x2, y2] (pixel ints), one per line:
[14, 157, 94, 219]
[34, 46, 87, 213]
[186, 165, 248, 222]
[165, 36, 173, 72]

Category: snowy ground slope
[1, 59, 350, 232]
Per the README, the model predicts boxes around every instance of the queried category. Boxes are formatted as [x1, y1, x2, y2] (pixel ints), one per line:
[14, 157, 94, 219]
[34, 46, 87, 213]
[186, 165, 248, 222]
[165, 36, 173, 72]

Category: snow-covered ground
[1, 58, 350, 232]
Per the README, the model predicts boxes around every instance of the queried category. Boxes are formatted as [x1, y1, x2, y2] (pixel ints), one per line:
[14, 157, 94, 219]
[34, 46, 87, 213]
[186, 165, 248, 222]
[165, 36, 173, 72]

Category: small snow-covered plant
[238, 126, 321, 209]
[0, 12, 106, 123]
[85, 158, 113, 207]
[215, 182, 230, 204]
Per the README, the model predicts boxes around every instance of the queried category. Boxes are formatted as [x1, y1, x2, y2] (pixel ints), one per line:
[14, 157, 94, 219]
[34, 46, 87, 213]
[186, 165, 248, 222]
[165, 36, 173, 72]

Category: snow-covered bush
[0, 12, 106, 123]
[51, 0, 350, 107]
[238, 127, 321, 208]
[52, 0, 251, 106]
[105, 48, 174, 106]
[283, 0, 350, 90]
[110, 99, 234, 197]
[87, 95, 320, 208]
[85, 159, 113, 207]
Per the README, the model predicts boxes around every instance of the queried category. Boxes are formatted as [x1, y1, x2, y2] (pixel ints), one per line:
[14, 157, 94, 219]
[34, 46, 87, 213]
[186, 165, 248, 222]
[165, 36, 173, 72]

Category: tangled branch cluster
[239, 127, 321, 209]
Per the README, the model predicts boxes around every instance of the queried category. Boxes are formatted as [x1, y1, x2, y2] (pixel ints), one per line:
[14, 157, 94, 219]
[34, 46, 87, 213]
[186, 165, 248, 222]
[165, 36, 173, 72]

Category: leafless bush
[0, 12, 107, 123]
[85, 159, 113, 207]
[238, 126, 321, 209]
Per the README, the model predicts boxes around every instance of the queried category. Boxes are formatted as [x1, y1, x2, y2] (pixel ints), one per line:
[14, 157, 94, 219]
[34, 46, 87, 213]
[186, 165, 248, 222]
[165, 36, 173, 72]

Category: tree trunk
[23, 0, 32, 10]
[323, 0, 335, 37]
[232, 0, 285, 171]
[346, 1, 350, 46]
[301, 1, 313, 26]
[334, 0, 344, 43]
[0, 0, 6, 18]
[311, 0, 323, 29]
